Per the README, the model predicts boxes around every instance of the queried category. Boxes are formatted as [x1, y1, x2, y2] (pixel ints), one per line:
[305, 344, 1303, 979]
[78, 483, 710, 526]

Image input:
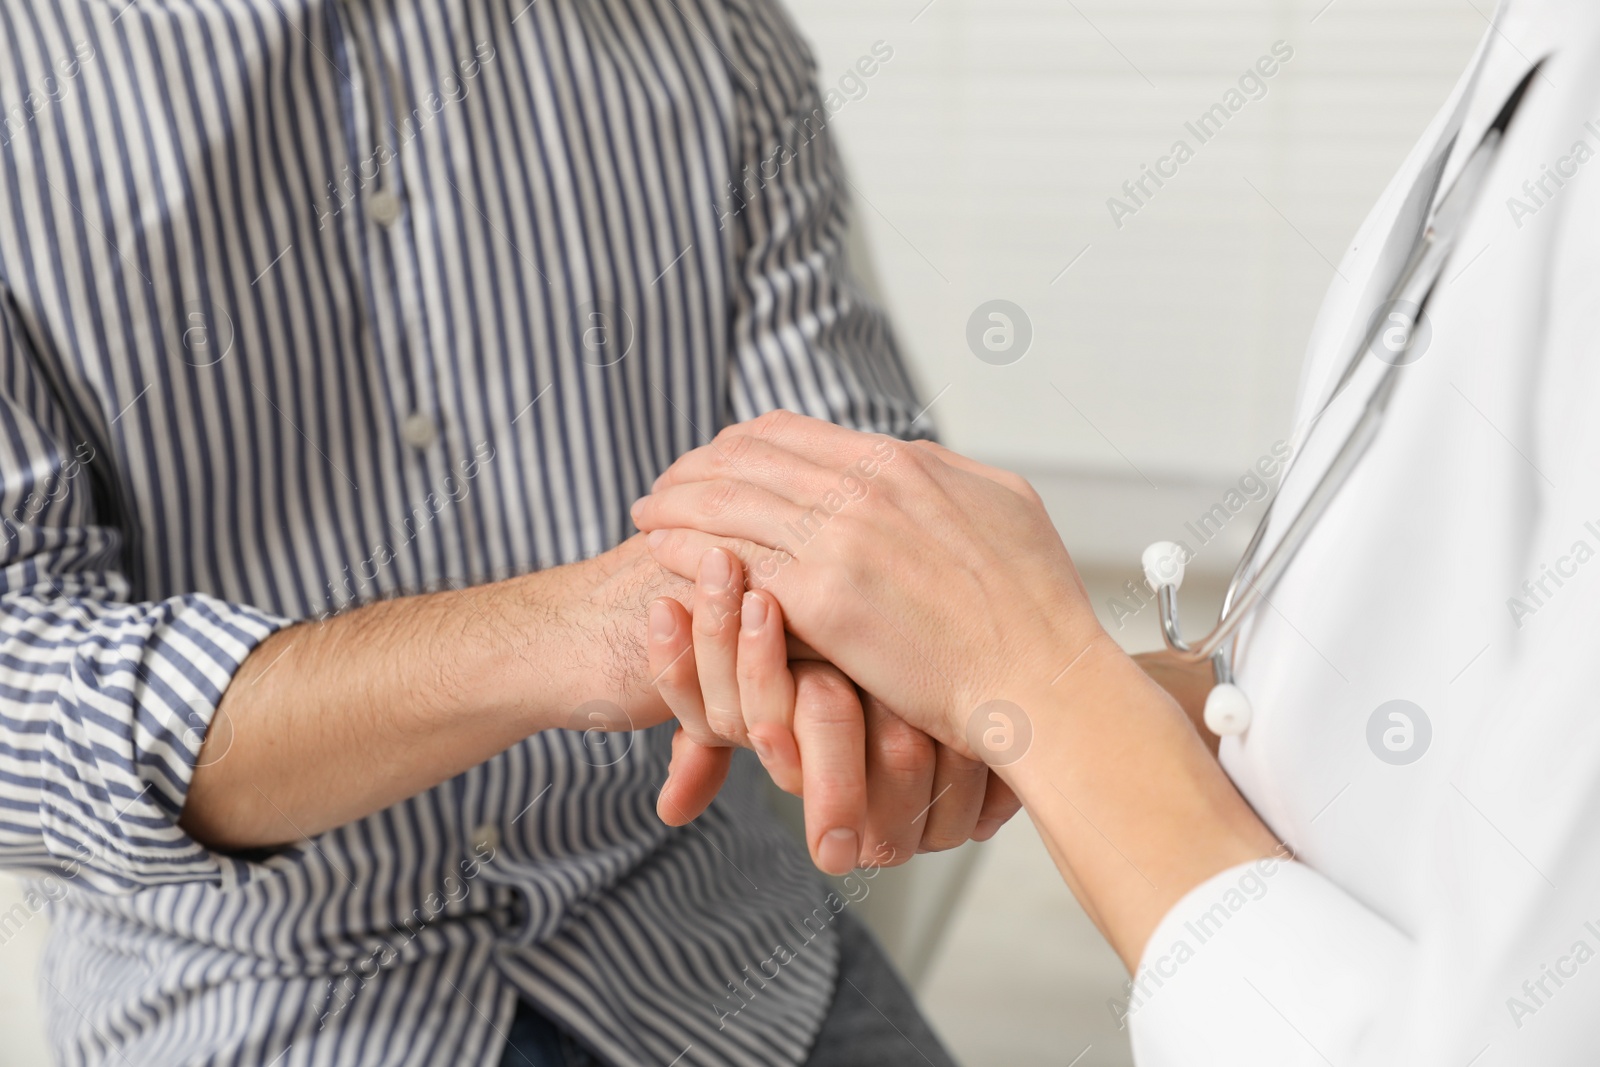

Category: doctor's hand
[630, 411, 1103, 754]
[649, 545, 1021, 875]
[634, 413, 1284, 971]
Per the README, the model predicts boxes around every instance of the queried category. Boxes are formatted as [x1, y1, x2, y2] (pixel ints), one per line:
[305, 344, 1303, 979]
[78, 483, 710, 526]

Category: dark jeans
[498, 911, 959, 1067]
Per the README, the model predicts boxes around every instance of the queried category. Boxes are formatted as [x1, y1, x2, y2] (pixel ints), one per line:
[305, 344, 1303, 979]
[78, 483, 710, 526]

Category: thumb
[656, 729, 734, 826]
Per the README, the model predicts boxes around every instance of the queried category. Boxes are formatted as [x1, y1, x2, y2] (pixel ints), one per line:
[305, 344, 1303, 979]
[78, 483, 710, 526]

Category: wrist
[968, 628, 1121, 768]
[476, 541, 682, 735]
[996, 639, 1281, 965]
[960, 620, 1114, 767]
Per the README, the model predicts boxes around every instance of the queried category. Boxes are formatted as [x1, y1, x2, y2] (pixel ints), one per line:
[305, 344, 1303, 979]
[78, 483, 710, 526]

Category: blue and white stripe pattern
[0, 1, 922, 1063]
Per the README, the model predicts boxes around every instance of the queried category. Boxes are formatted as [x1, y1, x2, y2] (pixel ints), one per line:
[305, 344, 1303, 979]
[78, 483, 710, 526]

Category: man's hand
[647, 546, 1021, 875]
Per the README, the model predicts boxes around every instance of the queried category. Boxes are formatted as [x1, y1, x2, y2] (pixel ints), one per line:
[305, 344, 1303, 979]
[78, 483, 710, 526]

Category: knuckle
[703, 480, 741, 518]
[752, 408, 795, 441]
[704, 710, 747, 746]
[920, 830, 968, 854]
[735, 649, 771, 688]
[870, 717, 934, 780]
[1008, 472, 1044, 505]
[984, 797, 1023, 825]
[942, 747, 988, 777]
[883, 449, 937, 499]
[869, 822, 925, 865]
[680, 722, 723, 747]
[808, 679, 859, 720]
[900, 440, 938, 473]
[866, 843, 913, 869]
[656, 528, 692, 555]
[794, 667, 860, 725]
[712, 430, 756, 471]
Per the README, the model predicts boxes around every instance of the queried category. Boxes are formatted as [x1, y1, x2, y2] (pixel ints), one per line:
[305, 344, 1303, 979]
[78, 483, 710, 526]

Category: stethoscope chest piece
[1143, 539, 1254, 737]
[1204, 683, 1253, 737]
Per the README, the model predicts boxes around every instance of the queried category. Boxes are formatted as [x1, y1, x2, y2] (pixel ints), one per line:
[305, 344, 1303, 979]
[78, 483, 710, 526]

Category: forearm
[182, 540, 677, 850]
[1001, 635, 1281, 970]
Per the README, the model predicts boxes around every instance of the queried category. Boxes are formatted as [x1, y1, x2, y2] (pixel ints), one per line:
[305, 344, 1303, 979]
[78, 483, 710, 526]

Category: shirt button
[400, 412, 437, 449]
[369, 188, 402, 226]
[468, 824, 500, 856]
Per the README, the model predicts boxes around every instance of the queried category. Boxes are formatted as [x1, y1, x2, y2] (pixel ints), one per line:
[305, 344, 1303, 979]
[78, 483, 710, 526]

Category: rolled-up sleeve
[719, 0, 926, 438]
[0, 288, 291, 893]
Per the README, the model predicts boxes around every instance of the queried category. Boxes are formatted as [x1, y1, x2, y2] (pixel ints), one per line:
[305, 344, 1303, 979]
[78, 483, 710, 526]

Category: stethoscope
[1141, 53, 1544, 739]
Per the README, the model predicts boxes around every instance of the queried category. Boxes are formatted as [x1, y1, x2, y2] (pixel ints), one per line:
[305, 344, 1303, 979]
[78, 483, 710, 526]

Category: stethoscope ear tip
[1204, 683, 1253, 737]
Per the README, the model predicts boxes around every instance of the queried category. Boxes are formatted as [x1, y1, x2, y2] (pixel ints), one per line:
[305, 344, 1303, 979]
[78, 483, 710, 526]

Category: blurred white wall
[791, 0, 1484, 579]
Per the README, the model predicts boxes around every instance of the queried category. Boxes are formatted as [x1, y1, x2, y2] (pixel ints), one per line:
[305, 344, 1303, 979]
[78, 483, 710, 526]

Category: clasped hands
[628, 410, 1101, 876]
[645, 543, 1020, 875]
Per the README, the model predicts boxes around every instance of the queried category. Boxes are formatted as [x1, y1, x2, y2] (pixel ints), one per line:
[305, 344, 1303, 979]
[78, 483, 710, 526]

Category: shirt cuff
[1125, 857, 1413, 1067]
[36, 594, 297, 894]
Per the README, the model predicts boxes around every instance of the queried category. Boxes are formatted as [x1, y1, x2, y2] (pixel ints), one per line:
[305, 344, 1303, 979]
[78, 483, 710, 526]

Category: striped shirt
[0, 2, 921, 1064]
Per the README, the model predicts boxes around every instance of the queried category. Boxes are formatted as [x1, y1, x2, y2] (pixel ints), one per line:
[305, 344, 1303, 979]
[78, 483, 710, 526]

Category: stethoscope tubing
[1152, 59, 1541, 673]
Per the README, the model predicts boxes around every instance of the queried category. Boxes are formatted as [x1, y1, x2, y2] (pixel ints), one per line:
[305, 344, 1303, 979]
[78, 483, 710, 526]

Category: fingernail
[649, 600, 676, 641]
[647, 529, 667, 550]
[750, 734, 775, 763]
[819, 828, 859, 875]
[972, 818, 1003, 842]
[700, 548, 732, 592]
[741, 592, 767, 633]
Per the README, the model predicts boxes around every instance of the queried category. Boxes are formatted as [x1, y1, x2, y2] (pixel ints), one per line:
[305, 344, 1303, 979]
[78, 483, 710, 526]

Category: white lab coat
[1129, 4, 1600, 1064]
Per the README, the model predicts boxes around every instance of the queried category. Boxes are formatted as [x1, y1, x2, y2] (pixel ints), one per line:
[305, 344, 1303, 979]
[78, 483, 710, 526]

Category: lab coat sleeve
[717, 2, 928, 438]
[0, 284, 293, 893]
[1125, 858, 1413, 1065]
